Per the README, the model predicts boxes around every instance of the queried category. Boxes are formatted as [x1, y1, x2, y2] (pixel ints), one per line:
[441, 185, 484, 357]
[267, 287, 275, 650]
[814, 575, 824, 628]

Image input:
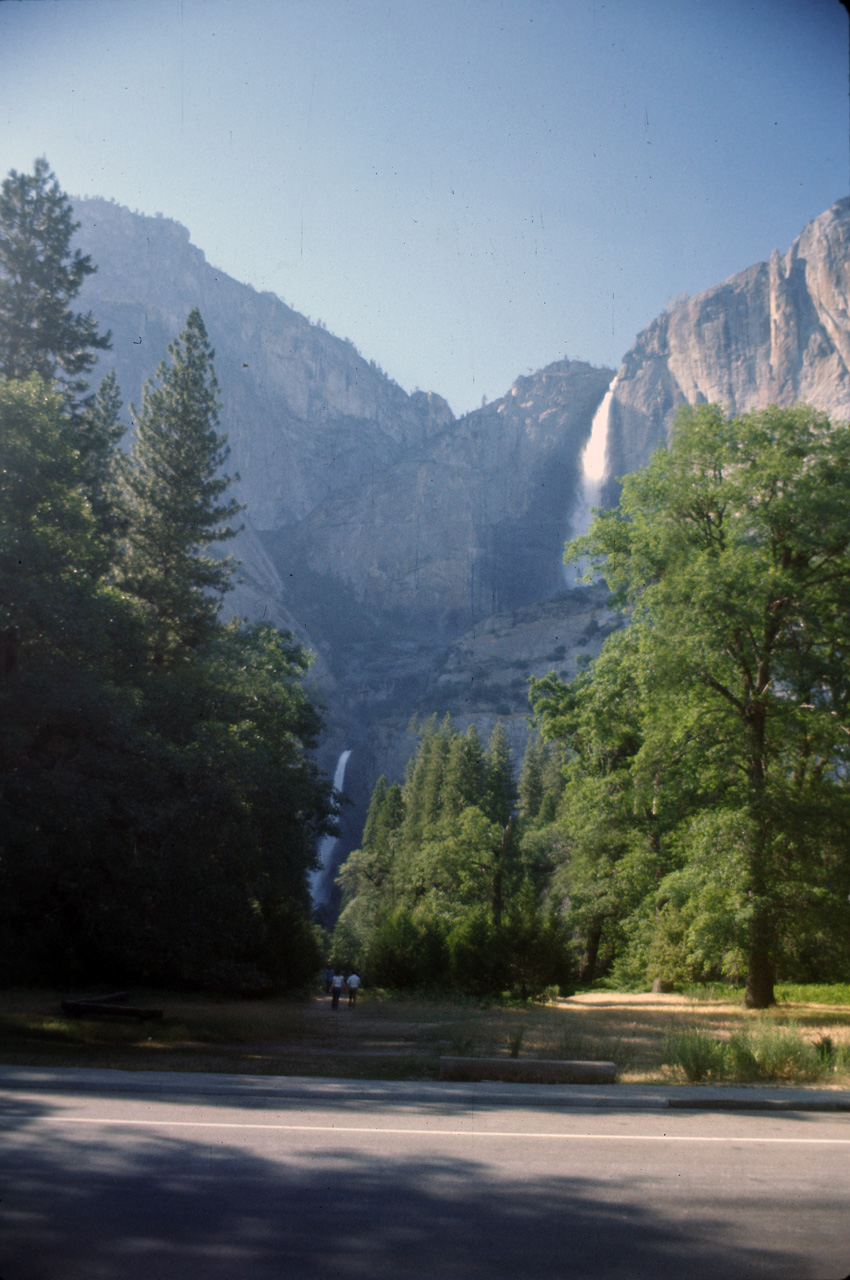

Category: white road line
[3, 1116, 850, 1143]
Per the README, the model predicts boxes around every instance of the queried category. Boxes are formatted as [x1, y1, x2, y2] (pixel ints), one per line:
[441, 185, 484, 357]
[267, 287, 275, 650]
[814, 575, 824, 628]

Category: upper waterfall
[563, 376, 617, 584]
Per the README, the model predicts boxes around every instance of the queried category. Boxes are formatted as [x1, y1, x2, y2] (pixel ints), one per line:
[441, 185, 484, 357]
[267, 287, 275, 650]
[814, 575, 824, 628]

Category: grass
[681, 981, 850, 1006]
[665, 1019, 850, 1084]
[0, 984, 849, 1085]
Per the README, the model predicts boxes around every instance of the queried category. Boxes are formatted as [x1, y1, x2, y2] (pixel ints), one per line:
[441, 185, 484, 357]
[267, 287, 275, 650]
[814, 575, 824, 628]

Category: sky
[1, 0, 847, 417]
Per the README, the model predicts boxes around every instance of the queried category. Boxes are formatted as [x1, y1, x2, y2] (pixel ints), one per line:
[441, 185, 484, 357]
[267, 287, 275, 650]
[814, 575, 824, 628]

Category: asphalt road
[1, 1070, 849, 1279]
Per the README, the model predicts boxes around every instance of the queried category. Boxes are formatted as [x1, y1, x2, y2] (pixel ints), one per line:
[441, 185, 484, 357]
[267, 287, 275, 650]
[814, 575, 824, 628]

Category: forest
[0, 160, 335, 991]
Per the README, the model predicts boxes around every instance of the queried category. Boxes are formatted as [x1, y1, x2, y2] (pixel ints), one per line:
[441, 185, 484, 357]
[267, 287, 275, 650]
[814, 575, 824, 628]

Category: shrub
[664, 1027, 728, 1081]
[666, 1020, 833, 1084]
[448, 908, 508, 997]
[728, 1021, 823, 1083]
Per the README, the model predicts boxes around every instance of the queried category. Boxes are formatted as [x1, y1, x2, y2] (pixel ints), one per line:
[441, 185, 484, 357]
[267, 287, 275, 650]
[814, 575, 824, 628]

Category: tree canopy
[0, 157, 110, 414]
[332, 717, 574, 998]
[122, 308, 244, 663]
[532, 403, 850, 1006]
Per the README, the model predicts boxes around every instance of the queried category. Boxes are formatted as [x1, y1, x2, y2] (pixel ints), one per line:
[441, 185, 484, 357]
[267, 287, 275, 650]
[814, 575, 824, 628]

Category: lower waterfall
[310, 748, 352, 908]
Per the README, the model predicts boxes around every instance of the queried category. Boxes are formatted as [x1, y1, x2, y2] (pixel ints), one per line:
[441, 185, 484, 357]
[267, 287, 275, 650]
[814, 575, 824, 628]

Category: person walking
[330, 969, 344, 1010]
[346, 971, 361, 1007]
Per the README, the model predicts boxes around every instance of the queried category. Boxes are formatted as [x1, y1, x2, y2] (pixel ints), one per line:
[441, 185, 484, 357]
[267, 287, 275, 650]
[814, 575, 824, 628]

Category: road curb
[1, 1066, 849, 1112]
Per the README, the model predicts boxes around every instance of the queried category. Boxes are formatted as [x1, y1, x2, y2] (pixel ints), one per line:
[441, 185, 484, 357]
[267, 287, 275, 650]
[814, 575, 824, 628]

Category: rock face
[73, 199, 455, 530]
[268, 359, 612, 640]
[604, 198, 850, 499]
[74, 199, 609, 641]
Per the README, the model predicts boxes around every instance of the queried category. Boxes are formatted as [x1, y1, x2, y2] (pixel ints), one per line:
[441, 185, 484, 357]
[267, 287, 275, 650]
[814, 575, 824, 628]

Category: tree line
[0, 159, 334, 990]
[331, 717, 574, 998]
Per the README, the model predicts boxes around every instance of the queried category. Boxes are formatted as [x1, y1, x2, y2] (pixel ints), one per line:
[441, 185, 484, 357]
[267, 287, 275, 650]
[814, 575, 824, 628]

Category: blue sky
[1, 0, 847, 415]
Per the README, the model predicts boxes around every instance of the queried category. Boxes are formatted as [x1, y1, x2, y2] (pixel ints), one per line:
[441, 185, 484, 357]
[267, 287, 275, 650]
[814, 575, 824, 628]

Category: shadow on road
[0, 1101, 832, 1280]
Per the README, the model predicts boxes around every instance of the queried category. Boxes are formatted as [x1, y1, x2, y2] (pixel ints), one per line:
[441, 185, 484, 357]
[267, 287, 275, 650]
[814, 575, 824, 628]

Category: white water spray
[310, 748, 352, 908]
[563, 377, 617, 585]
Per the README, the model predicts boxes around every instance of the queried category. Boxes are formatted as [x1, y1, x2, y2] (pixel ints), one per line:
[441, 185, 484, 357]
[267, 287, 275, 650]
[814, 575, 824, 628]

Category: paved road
[1, 1070, 849, 1279]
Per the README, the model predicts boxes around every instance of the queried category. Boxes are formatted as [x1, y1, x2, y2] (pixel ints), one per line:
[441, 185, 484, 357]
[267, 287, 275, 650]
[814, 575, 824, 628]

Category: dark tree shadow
[1, 1090, 845, 1280]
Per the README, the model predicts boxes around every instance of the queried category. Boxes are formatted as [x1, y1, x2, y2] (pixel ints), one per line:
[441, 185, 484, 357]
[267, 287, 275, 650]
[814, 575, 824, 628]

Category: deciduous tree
[568, 403, 850, 1006]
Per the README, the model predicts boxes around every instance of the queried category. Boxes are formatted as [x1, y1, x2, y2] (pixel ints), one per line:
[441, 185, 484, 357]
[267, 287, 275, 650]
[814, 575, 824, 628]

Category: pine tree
[0, 158, 111, 414]
[517, 736, 546, 823]
[483, 721, 514, 826]
[441, 725, 486, 817]
[78, 368, 125, 560]
[122, 309, 244, 663]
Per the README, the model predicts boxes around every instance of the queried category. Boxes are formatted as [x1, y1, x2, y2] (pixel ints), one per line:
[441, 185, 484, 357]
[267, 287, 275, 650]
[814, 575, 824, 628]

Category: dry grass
[1, 986, 849, 1084]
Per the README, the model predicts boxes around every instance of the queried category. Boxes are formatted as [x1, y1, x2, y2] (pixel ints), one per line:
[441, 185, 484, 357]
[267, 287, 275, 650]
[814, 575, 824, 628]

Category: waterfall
[310, 749, 352, 908]
[563, 376, 617, 585]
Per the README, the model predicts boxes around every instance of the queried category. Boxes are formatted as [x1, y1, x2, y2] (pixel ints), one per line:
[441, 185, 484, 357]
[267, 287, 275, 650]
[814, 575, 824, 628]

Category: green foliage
[0, 157, 111, 416]
[664, 1027, 729, 1082]
[0, 179, 333, 992]
[334, 719, 572, 998]
[775, 983, 850, 1005]
[665, 1020, 829, 1083]
[366, 908, 450, 989]
[536, 403, 850, 1005]
[122, 308, 244, 663]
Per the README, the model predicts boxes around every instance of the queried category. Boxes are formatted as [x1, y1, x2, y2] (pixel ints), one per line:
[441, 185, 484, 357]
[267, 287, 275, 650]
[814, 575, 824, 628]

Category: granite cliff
[603, 198, 850, 499]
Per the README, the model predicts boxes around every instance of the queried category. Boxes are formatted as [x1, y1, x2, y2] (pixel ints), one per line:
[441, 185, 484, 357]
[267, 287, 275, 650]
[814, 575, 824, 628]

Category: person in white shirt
[346, 971, 361, 1007]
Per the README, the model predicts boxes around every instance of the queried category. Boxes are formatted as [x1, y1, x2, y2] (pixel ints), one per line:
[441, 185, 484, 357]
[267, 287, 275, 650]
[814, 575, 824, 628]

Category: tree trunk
[491, 817, 513, 929]
[744, 948, 775, 1008]
[578, 923, 602, 985]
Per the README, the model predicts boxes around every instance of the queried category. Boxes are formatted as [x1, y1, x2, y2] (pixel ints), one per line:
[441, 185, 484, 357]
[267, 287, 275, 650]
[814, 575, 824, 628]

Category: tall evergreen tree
[78, 368, 126, 559]
[517, 736, 545, 823]
[0, 158, 111, 414]
[484, 721, 514, 826]
[122, 308, 244, 663]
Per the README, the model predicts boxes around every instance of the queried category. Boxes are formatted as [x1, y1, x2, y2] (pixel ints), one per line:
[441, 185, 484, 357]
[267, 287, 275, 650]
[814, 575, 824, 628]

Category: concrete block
[439, 1056, 616, 1084]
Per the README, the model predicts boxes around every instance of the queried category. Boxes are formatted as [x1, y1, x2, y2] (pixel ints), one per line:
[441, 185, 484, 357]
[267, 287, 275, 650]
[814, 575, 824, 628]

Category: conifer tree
[0, 158, 111, 414]
[441, 725, 486, 817]
[122, 309, 244, 662]
[78, 368, 125, 559]
[517, 736, 546, 823]
[484, 721, 514, 826]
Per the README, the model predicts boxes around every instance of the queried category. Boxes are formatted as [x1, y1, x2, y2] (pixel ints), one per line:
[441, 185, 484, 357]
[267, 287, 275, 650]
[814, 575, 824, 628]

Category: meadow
[2, 985, 850, 1086]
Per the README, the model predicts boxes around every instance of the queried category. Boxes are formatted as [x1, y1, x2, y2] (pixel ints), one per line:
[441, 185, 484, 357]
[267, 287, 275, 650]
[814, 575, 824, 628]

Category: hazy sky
[1, 0, 847, 415]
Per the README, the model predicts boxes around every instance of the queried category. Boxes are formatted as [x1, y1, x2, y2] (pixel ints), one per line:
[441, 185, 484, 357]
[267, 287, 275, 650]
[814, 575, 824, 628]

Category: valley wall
[72, 195, 850, 891]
